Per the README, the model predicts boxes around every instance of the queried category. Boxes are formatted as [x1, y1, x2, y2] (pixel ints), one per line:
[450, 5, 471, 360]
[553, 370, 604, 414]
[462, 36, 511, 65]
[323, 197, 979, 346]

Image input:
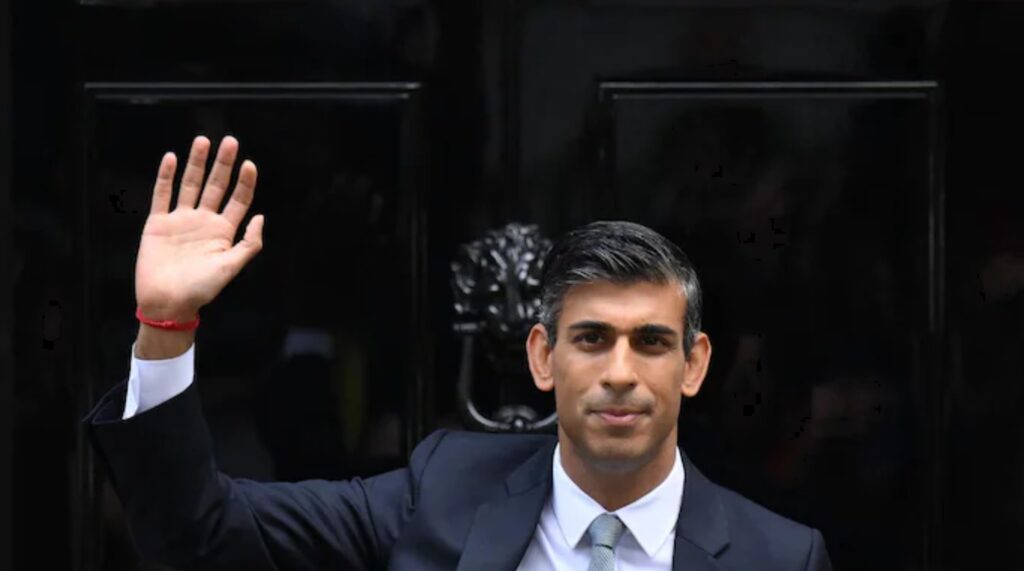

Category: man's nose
[602, 337, 638, 390]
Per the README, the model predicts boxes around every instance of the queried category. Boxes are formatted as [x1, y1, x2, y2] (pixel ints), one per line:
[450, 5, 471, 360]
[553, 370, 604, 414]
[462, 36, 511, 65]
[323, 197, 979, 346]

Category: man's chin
[581, 441, 655, 474]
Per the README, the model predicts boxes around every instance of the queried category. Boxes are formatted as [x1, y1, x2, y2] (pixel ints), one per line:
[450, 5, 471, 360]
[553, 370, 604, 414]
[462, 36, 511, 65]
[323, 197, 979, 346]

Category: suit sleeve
[803, 528, 833, 571]
[86, 379, 445, 571]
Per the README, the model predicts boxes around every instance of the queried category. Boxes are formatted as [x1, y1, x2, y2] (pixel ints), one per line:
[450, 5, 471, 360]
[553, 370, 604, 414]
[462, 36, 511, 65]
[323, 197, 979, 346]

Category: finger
[222, 214, 264, 276]
[175, 136, 211, 209]
[198, 136, 239, 212]
[150, 152, 177, 215]
[221, 159, 258, 228]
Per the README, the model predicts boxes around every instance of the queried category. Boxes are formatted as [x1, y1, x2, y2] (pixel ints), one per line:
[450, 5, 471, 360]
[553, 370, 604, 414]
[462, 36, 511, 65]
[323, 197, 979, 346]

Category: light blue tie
[587, 513, 625, 571]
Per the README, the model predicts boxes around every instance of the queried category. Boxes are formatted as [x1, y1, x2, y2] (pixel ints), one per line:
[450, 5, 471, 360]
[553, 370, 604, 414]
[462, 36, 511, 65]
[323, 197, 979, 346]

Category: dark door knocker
[451, 223, 558, 432]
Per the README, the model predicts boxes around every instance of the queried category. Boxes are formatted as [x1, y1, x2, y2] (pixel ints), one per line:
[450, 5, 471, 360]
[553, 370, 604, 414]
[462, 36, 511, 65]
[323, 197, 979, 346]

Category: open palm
[135, 136, 264, 319]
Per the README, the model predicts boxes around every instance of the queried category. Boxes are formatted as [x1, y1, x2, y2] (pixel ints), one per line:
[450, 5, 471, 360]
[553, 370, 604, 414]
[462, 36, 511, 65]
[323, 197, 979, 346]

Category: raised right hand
[135, 136, 264, 321]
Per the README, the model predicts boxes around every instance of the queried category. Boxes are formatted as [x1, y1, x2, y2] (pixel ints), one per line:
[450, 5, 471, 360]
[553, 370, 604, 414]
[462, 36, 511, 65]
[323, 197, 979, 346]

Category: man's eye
[639, 335, 668, 347]
[576, 332, 603, 344]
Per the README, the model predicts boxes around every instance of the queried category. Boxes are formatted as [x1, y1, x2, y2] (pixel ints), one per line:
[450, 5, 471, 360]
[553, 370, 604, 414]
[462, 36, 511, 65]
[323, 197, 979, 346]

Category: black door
[9, 1, 1024, 570]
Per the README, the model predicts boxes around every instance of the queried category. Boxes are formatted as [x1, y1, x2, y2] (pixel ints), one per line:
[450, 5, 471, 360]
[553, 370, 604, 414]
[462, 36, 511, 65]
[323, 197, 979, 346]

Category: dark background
[5, 1, 1024, 569]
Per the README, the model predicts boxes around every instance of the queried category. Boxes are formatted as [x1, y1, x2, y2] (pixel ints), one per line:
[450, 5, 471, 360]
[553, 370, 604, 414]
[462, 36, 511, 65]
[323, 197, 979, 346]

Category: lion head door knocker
[451, 223, 558, 432]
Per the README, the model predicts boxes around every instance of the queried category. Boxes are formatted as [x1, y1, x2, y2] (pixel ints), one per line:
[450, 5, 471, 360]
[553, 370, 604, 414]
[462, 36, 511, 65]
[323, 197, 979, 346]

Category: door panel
[599, 82, 940, 569]
[78, 83, 426, 569]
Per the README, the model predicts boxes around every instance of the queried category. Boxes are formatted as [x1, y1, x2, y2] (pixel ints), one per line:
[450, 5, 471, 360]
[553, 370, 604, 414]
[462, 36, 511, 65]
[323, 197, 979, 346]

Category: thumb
[223, 214, 265, 273]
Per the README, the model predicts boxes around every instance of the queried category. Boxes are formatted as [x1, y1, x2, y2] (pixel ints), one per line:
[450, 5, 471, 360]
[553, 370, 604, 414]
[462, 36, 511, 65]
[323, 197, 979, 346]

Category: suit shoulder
[713, 484, 822, 566]
[433, 429, 555, 448]
[716, 484, 810, 534]
[408, 429, 554, 477]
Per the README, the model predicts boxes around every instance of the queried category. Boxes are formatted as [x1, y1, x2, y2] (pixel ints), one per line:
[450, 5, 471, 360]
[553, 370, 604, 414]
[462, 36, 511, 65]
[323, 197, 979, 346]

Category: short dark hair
[538, 221, 703, 356]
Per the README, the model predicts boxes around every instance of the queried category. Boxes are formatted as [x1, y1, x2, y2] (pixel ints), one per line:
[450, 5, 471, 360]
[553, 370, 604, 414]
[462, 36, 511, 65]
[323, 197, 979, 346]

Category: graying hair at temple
[537, 221, 703, 357]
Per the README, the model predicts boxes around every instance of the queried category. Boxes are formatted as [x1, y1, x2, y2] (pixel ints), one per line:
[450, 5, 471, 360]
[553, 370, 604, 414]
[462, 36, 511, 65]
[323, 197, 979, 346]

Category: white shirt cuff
[122, 341, 196, 420]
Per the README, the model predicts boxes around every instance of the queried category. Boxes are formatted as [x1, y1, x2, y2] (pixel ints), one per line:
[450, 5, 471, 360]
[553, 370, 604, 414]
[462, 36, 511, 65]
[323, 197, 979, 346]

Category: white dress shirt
[123, 341, 196, 419]
[517, 443, 684, 570]
[125, 343, 685, 570]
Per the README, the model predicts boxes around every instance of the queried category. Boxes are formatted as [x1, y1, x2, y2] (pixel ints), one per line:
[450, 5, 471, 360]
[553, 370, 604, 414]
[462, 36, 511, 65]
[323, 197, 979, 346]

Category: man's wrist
[137, 303, 198, 323]
[135, 325, 195, 360]
[134, 304, 198, 359]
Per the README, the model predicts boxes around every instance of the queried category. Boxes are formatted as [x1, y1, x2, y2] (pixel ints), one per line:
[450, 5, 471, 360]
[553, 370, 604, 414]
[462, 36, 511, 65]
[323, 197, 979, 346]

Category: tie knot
[587, 513, 625, 549]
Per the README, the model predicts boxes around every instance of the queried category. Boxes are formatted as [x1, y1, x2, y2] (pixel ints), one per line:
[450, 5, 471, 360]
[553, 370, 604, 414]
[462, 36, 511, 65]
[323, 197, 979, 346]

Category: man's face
[527, 280, 711, 474]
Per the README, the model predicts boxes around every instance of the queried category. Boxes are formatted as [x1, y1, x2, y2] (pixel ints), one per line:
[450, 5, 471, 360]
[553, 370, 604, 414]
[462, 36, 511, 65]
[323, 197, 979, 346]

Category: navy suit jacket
[87, 380, 833, 570]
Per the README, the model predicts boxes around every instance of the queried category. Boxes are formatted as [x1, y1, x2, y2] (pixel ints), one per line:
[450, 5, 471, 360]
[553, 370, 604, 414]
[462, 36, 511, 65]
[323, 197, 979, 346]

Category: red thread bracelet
[135, 307, 201, 331]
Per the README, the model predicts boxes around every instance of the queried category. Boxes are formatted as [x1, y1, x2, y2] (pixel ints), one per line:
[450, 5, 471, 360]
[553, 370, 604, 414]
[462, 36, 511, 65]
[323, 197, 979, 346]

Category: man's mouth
[593, 408, 646, 426]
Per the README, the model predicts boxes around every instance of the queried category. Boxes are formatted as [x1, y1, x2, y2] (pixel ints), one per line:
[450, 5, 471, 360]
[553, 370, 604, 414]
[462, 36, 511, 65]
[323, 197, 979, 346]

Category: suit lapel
[672, 453, 730, 571]
[456, 439, 556, 571]
[455, 442, 729, 571]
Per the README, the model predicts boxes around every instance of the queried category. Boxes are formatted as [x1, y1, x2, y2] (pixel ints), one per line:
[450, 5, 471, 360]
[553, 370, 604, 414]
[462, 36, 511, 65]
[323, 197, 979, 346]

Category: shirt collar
[551, 443, 685, 558]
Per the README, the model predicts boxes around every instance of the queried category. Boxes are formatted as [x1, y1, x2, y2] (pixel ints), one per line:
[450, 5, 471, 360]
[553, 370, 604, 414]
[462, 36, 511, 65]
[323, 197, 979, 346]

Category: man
[86, 136, 833, 570]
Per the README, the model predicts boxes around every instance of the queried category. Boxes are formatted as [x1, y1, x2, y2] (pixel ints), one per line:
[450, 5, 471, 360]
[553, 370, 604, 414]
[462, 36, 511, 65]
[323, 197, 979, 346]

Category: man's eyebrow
[635, 324, 679, 337]
[567, 320, 614, 332]
[566, 321, 679, 337]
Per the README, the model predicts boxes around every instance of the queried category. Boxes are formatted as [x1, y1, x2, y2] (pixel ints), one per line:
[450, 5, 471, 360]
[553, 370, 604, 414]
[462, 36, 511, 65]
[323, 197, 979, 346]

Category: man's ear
[682, 332, 712, 398]
[527, 323, 555, 392]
